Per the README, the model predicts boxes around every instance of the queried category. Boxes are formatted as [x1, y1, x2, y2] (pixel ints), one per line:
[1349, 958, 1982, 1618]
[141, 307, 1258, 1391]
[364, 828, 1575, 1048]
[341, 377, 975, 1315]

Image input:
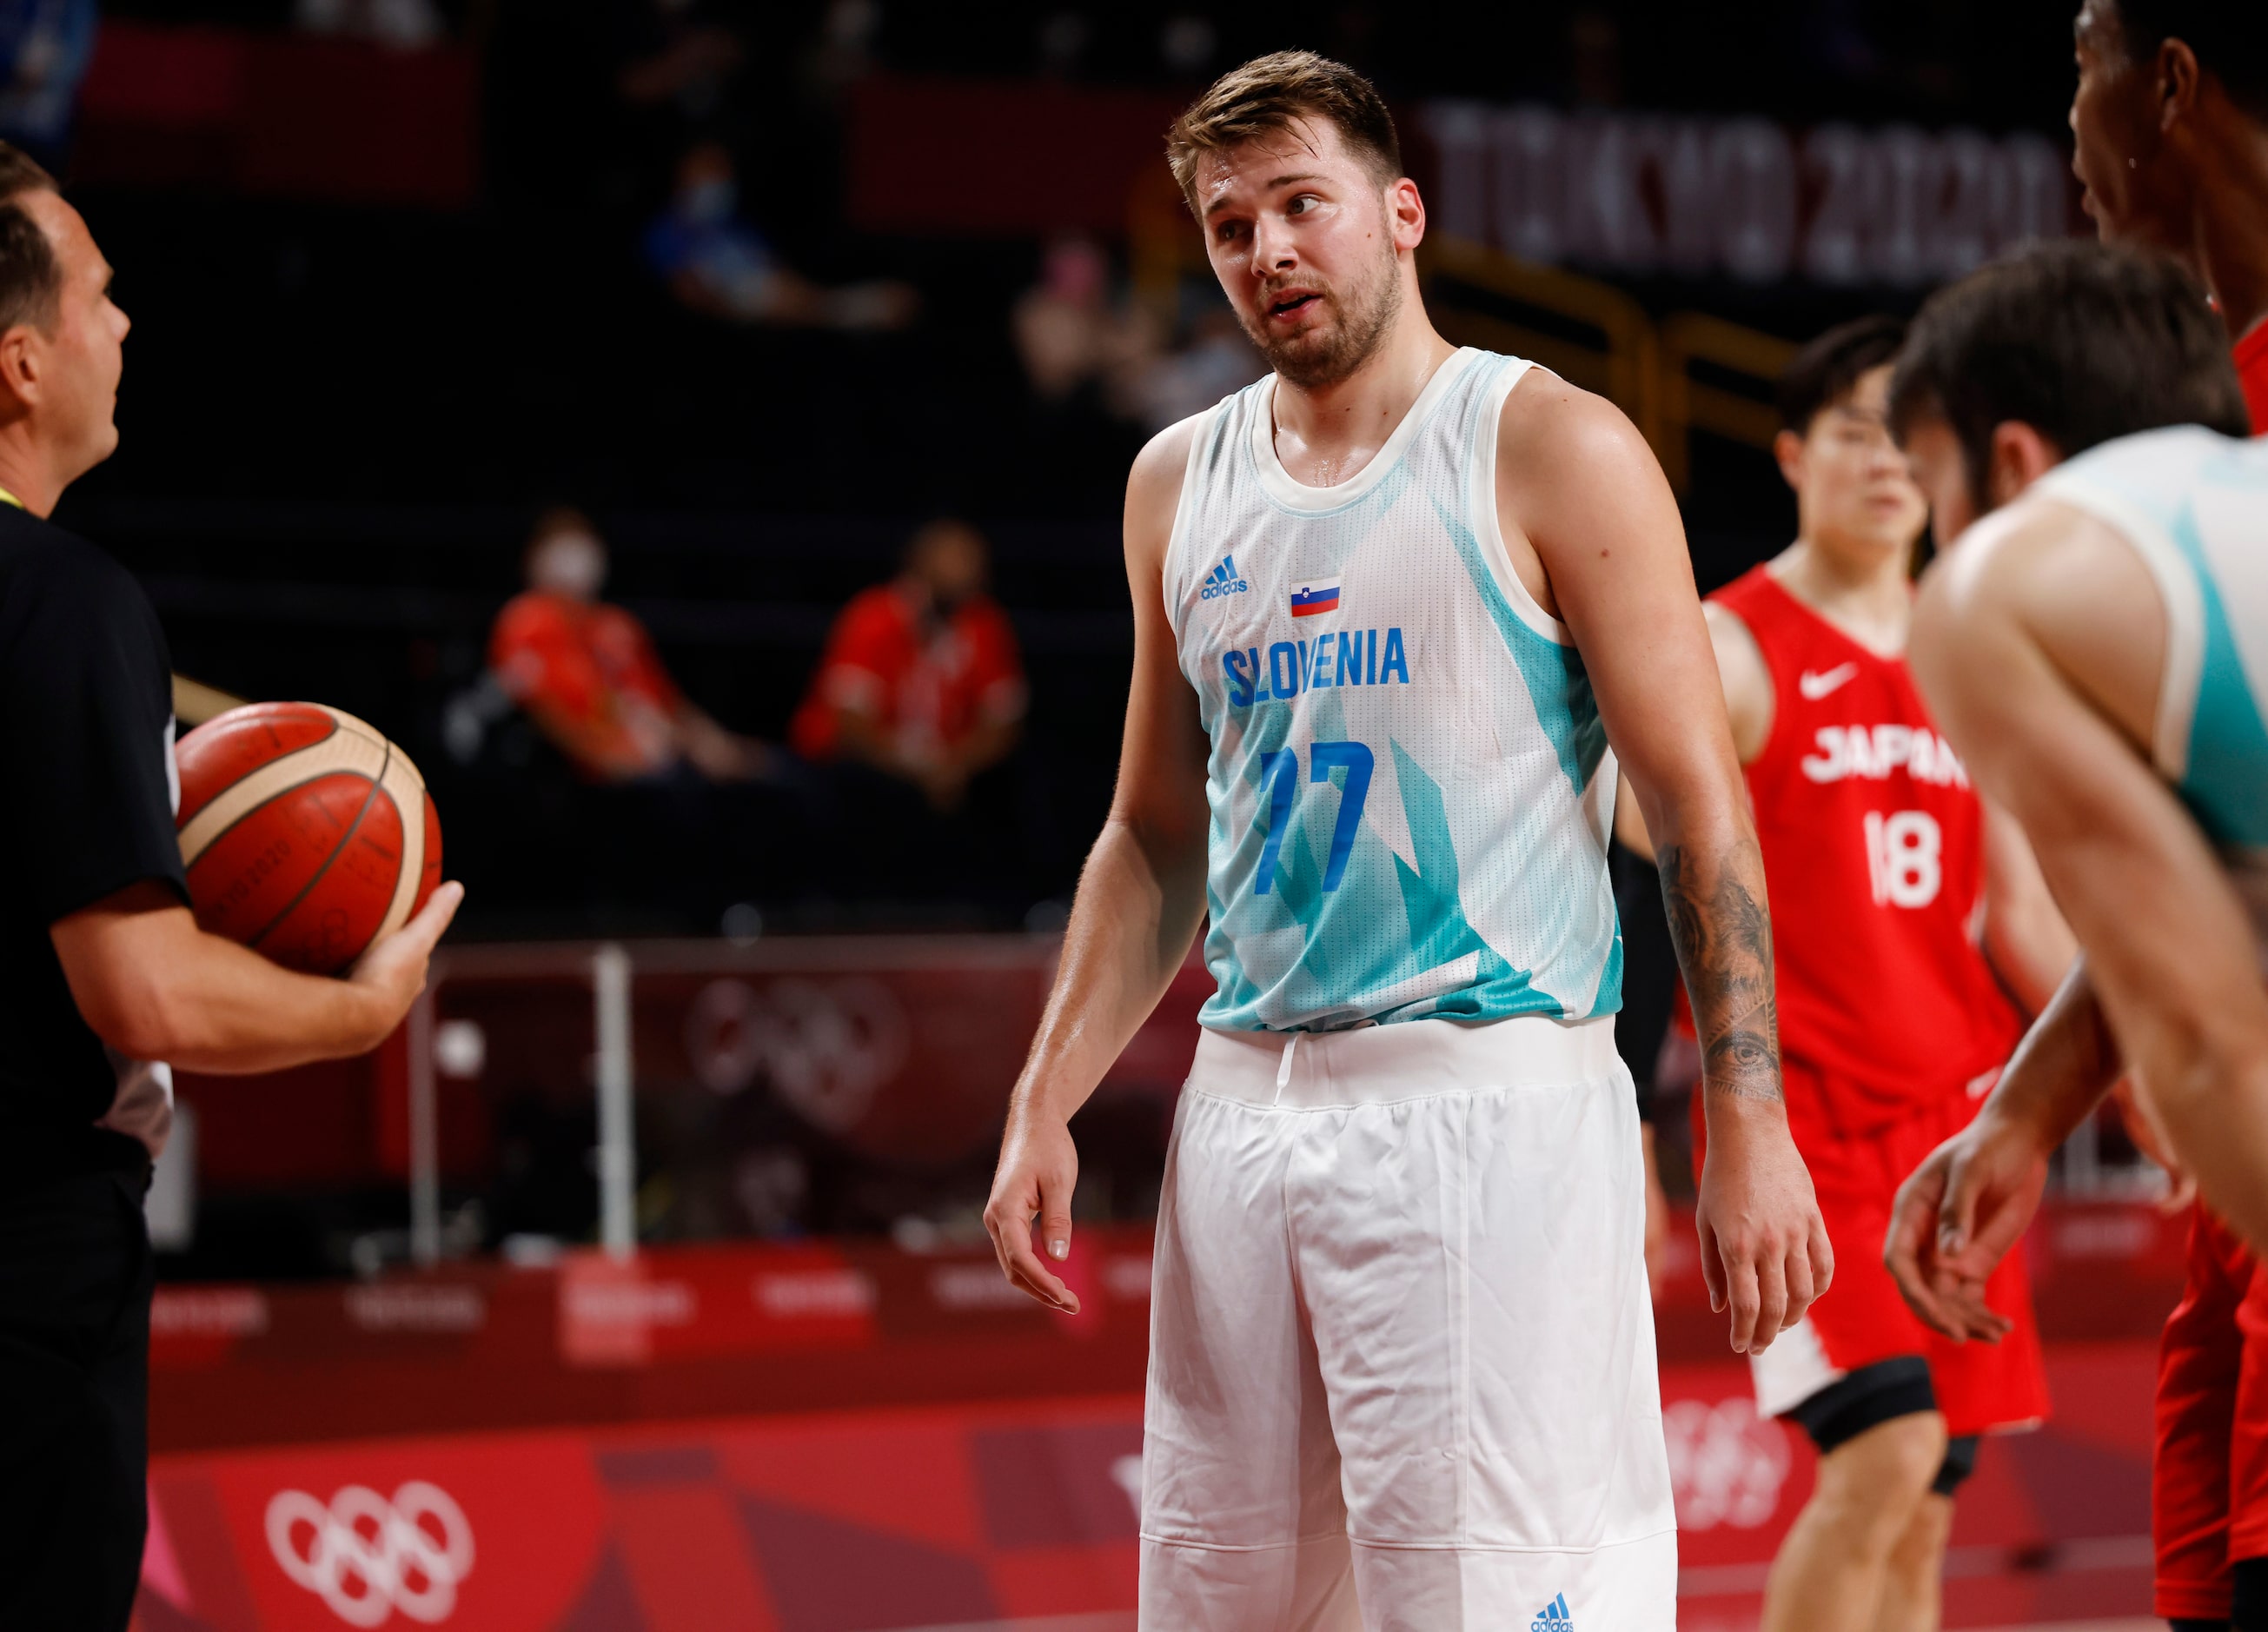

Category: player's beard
[1243, 246, 1403, 390]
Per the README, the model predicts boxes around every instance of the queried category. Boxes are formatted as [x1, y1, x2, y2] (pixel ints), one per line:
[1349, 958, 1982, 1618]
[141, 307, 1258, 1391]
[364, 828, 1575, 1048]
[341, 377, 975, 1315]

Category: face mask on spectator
[532, 533, 607, 600]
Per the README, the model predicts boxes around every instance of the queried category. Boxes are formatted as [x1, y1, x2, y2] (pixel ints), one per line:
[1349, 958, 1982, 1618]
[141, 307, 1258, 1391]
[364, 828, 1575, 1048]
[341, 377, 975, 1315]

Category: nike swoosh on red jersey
[1798, 662, 1860, 700]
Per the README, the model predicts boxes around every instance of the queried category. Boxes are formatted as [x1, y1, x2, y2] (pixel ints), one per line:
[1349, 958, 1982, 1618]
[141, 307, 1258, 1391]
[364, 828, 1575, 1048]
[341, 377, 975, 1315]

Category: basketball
[174, 702, 443, 976]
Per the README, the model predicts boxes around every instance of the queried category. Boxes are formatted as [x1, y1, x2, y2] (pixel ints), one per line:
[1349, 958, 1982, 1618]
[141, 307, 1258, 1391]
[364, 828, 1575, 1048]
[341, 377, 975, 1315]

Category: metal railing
[404, 942, 645, 1266]
[396, 933, 1084, 1267]
[1422, 234, 1662, 453]
[1656, 311, 1800, 494]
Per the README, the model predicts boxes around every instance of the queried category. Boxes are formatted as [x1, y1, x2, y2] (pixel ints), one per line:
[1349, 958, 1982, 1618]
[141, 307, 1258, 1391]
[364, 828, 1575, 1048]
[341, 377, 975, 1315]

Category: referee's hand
[347, 882, 463, 1035]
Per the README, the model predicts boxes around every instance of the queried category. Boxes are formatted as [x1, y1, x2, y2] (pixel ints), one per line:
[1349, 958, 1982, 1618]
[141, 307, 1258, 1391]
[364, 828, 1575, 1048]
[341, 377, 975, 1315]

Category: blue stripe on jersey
[1437, 499, 1610, 794]
[1589, 920, 1626, 1020]
[1385, 741, 1548, 1020]
[1433, 494, 1624, 1019]
[2172, 497, 2268, 850]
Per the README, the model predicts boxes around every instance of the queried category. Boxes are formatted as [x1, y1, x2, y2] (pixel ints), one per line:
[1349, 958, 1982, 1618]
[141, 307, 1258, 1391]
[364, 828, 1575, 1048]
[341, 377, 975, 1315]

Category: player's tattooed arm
[1656, 839, 1782, 1104]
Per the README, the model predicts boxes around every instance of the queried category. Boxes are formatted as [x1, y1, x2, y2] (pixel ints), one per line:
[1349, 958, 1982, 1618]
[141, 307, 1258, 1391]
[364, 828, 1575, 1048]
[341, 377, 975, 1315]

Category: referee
[0, 147, 461, 1629]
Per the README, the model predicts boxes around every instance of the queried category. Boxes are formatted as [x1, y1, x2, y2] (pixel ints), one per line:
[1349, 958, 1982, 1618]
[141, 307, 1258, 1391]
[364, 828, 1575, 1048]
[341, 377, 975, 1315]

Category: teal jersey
[1164, 348, 1622, 1032]
[2034, 426, 2268, 883]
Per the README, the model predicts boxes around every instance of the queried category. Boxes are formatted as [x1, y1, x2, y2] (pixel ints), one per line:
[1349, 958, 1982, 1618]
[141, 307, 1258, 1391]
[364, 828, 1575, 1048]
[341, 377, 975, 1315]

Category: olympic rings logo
[1663, 1396, 1794, 1531]
[683, 976, 908, 1133]
[264, 1483, 476, 1626]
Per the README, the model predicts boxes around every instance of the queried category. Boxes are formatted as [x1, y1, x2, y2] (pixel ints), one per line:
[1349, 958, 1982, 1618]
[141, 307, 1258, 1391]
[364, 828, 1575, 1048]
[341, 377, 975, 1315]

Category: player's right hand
[1882, 1117, 2047, 1343]
[346, 882, 464, 1038]
[984, 1110, 1081, 1313]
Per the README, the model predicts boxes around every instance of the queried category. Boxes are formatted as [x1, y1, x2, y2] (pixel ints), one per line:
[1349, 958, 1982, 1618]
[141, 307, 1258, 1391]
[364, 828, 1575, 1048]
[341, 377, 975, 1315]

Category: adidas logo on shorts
[1530, 1592, 1574, 1629]
[1199, 554, 1250, 600]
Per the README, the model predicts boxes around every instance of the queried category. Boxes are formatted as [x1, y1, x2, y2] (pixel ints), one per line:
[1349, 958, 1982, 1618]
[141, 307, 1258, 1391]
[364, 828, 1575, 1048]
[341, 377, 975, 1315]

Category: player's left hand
[1693, 1103, 1834, 1356]
[1883, 1114, 2047, 1343]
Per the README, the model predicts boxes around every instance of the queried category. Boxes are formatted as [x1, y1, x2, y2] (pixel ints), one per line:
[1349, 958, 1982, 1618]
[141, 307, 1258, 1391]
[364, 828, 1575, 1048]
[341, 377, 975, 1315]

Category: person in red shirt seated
[790, 519, 1025, 813]
[490, 508, 768, 785]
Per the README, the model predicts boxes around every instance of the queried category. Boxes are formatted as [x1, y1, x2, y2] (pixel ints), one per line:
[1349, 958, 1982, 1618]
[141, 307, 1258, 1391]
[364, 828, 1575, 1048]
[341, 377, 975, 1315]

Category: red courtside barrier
[136, 1199, 2187, 1632]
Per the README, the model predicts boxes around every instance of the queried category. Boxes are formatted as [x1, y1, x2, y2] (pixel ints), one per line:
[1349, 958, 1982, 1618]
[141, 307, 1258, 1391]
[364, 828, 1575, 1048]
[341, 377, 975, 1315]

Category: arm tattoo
[1656, 840, 1783, 1104]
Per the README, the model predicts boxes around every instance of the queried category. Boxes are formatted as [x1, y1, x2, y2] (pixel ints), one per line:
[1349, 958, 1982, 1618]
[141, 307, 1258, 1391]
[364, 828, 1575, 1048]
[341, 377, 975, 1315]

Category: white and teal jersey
[2034, 426, 2268, 900]
[1164, 348, 1621, 1032]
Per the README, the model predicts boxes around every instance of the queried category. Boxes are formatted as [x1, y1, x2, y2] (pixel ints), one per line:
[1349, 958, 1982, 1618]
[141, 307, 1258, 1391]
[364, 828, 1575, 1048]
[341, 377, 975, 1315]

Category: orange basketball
[175, 702, 442, 975]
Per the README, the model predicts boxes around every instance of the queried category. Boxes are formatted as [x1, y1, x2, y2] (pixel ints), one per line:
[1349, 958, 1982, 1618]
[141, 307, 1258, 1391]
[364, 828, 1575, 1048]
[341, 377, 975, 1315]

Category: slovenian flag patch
[1290, 578, 1342, 618]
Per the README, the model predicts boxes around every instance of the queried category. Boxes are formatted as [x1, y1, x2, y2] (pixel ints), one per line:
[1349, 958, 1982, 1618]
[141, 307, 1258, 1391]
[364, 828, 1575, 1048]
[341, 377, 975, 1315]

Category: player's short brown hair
[0, 143, 60, 337]
[1888, 240, 2250, 510]
[1164, 51, 1403, 215]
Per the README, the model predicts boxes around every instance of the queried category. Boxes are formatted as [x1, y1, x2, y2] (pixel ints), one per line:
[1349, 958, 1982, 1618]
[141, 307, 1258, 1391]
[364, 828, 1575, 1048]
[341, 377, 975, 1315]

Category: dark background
[8, 0, 2125, 1275]
[49, 0, 2095, 936]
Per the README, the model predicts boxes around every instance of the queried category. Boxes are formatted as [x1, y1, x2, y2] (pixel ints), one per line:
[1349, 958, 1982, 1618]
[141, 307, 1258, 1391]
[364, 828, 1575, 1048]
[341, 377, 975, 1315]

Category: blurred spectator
[490, 508, 771, 784]
[617, 0, 744, 120]
[1568, 6, 1625, 108]
[295, 0, 445, 49]
[806, 0, 880, 94]
[1158, 15, 1217, 80]
[646, 142, 917, 330]
[1035, 11, 1089, 77]
[791, 520, 1025, 813]
[0, 0, 93, 166]
[1012, 236, 1157, 406]
[1125, 303, 1263, 433]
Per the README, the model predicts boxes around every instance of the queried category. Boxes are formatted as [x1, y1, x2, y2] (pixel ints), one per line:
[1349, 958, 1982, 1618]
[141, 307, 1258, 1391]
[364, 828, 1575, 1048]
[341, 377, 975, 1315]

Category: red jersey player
[2064, 10, 2268, 1628]
[2068, 2, 2268, 421]
[1624, 319, 2073, 1632]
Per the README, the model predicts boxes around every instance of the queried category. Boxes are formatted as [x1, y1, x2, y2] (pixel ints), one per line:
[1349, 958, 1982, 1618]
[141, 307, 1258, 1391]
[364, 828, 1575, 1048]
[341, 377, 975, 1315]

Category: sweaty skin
[1887, 481, 2268, 1329]
[2070, 0, 2268, 343]
[983, 115, 1829, 1357]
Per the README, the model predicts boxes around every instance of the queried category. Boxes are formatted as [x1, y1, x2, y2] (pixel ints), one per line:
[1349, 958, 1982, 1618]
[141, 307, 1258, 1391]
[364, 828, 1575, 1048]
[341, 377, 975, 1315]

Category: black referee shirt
[0, 505, 188, 1179]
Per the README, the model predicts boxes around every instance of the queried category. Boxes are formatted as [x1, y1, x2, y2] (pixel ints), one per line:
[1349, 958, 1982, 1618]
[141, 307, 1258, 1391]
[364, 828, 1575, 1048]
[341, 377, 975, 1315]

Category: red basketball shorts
[1700, 1063, 2051, 1438]
[2154, 1207, 2268, 1622]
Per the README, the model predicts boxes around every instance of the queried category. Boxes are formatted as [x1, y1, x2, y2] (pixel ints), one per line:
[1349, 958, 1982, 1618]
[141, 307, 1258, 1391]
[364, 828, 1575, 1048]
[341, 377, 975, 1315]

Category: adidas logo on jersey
[1200, 554, 1250, 600]
[1530, 1592, 1574, 1629]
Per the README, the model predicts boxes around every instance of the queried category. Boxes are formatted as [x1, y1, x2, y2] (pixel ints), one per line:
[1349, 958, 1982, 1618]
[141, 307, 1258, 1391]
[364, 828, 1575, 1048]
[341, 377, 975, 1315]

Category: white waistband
[1188, 1013, 1624, 1110]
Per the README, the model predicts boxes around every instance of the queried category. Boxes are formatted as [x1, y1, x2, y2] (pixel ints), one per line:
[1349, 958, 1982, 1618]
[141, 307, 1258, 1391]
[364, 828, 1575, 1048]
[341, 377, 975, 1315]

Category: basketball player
[1891, 16, 2268, 1627]
[982, 53, 1829, 1630]
[1873, 243, 2264, 1632]
[1618, 317, 2071, 1632]
[2068, 3, 2268, 421]
[0, 147, 461, 1630]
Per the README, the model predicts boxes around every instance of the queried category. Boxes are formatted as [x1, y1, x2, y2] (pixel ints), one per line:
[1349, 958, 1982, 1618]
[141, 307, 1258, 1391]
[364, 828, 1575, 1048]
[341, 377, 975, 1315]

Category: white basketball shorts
[1137, 1014, 1676, 1632]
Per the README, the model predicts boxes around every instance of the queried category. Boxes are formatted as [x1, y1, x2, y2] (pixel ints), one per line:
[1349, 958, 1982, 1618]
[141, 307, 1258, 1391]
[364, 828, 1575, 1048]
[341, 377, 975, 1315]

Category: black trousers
[0, 1171, 153, 1632]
